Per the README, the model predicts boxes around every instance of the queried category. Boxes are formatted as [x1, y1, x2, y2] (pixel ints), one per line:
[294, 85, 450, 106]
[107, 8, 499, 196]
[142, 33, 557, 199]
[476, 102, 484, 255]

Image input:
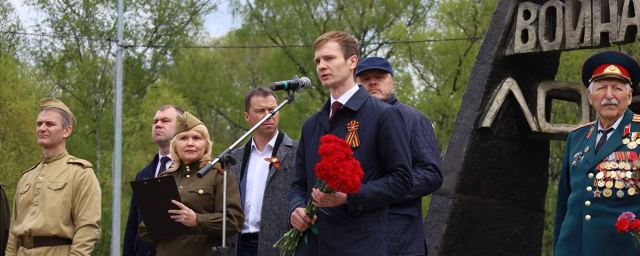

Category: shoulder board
[572, 121, 596, 131]
[22, 162, 41, 176]
[633, 114, 640, 123]
[67, 156, 93, 169]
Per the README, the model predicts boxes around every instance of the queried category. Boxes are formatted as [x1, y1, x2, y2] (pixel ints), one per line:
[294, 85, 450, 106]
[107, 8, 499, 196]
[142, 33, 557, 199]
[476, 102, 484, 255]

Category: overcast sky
[8, 0, 239, 38]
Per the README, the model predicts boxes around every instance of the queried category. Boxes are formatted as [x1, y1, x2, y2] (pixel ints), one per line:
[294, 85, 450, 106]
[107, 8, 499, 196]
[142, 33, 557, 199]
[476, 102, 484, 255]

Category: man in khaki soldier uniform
[5, 98, 101, 256]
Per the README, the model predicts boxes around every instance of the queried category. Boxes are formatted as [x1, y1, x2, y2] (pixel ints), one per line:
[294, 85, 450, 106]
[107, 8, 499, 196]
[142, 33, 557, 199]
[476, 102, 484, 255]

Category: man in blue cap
[356, 57, 443, 256]
[554, 51, 640, 255]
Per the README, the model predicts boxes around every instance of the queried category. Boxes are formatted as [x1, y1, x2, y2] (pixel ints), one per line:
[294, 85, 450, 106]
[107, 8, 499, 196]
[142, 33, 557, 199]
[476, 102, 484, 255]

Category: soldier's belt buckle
[22, 236, 34, 249]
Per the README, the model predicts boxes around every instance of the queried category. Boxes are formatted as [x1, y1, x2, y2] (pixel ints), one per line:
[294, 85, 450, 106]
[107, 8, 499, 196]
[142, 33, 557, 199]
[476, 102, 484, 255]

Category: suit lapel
[266, 134, 292, 185]
[583, 123, 598, 168]
[589, 109, 634, 170]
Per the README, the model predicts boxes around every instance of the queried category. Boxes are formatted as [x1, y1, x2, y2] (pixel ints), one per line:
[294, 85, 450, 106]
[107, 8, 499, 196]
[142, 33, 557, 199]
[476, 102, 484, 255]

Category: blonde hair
[170, 124, 213, 167]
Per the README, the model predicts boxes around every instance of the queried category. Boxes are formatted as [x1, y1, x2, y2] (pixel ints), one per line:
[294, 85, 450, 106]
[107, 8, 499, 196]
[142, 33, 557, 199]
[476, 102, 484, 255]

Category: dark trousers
[237, 236, 258, 256]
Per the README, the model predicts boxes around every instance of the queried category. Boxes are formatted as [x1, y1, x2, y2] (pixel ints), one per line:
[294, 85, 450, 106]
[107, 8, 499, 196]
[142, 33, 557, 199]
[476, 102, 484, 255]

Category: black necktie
[595, 127, 615, 154]
[330, 101, 342, 122]
[158, 156, 170, 176]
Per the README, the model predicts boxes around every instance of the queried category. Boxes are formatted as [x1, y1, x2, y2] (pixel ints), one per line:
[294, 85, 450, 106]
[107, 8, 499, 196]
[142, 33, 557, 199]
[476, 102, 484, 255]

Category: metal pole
[111, 0, 124, 254]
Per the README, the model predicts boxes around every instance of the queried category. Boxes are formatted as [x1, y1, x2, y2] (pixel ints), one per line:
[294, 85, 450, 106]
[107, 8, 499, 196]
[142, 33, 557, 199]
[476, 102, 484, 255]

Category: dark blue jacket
[123, 154, 159, 256]
[384, 94, 443, 256]
[289, 85, 413, 256]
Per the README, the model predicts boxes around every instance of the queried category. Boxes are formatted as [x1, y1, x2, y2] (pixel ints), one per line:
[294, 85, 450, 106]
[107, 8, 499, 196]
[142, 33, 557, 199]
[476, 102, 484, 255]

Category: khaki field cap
[174, 112, 204, 135]
[39, 98, 77, 130]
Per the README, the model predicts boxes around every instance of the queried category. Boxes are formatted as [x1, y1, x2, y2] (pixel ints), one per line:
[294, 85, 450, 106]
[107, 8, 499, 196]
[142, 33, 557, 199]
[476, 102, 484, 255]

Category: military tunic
[139, 161, 244, 256]
[5, 150, 101, 256]
[555, 109, 640, 255]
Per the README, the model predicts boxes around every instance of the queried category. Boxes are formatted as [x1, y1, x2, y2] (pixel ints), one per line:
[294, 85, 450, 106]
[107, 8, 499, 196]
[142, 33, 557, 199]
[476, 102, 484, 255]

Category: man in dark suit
[356, 57, 443, 256]
[123, 105, 183, 256]
[1, 184, 9, 256]
[289, 31, 413, 256]
[229, 88, 298, 256]
[554, 51, 640, 255]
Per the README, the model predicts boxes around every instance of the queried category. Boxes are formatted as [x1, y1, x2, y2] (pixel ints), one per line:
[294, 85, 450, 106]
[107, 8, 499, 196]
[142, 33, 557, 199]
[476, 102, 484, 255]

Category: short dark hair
[313, 31, 360, 61]
[41, 108, 72, 128]
[158, 105, 184, 114]
[244, 88, 278, 112]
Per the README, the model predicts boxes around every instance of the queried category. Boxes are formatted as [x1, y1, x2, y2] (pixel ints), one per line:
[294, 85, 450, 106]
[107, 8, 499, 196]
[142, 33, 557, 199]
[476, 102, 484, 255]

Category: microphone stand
[199, 84, 302, 256]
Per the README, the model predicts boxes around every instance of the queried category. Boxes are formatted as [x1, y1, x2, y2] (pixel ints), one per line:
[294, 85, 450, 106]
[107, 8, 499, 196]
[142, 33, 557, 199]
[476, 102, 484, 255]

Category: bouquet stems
[274, 179, 331, 256]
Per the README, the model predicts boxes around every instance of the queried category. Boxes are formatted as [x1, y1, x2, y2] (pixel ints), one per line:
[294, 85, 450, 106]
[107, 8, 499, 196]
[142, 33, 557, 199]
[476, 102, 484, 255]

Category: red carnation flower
[315, 134, 364, 194]
[617, 218, 630, 233]
[631, 219, 640, 231]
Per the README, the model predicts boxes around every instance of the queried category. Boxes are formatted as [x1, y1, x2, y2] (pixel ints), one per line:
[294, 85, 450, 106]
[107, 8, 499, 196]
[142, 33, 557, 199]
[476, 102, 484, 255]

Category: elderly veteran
[5, 98, 101, 256]
[139, 112, 244, 256]
[554, 51, 640, 255]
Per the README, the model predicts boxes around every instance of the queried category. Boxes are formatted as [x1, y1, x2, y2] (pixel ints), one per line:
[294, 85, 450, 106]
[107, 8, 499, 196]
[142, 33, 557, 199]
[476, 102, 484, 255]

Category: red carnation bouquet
[274, 134, 364, 256]
[615, 211, 640, 252]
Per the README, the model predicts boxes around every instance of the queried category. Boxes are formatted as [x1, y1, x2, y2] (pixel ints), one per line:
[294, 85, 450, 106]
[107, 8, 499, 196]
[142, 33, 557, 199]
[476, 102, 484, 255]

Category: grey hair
[41, 108, 73, 128]
[588, 81, 631, 92]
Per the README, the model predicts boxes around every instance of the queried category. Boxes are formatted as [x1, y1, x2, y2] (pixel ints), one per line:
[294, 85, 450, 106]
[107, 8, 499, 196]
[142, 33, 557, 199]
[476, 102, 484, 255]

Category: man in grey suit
[230, 88, 298, 256]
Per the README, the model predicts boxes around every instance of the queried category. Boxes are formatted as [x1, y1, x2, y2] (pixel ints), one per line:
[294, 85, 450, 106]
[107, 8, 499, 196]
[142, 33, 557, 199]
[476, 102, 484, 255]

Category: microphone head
[299, 77, 311, 89]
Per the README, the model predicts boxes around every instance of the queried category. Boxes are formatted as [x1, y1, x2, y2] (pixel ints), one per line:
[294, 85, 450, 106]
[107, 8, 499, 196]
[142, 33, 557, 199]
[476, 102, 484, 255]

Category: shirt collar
[251, 130, 279, 153]
[598, 114, 625, 132]
[330, 83, 359, 106]
[158, 151, 172, 160]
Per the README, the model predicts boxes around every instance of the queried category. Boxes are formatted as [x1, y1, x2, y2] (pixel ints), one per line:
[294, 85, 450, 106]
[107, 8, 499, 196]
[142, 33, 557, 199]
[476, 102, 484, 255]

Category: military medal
[606, 180, 614, 188]
[596, 172, 604, 179]
[603, 188, 613, 197]
[624, 138, 631, 144]
[593, 188, 602, 197]
[585, 146, 590, 153]
[600, 162, 607, 170]
[615, 180, 625, 189]
[598, 180, 606, 187]
[630, 187, 637, 196]
[617, 189, 625, 198]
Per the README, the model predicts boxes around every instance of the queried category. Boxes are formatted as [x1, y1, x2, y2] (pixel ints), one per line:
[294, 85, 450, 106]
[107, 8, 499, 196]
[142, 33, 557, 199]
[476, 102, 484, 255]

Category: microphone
[270, 76, 311, 92]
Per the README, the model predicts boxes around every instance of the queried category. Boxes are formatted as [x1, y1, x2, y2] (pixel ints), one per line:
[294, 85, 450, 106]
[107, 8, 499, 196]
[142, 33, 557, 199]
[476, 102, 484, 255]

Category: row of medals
[594, 157, 640, 198]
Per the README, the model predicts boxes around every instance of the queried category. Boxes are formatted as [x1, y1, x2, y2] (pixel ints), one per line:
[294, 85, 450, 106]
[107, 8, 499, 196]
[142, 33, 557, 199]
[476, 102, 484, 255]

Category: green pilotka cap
[39, 98, 77, 130]
[174, 112, 204, 135]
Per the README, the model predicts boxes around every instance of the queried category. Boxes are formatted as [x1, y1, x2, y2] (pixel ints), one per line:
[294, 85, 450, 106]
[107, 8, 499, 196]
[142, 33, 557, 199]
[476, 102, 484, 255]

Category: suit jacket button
[357, 205, 363, 210]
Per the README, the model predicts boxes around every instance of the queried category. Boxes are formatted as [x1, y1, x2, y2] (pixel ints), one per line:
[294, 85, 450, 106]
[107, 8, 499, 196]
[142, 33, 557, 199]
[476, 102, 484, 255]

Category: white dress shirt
[154, 152, 172, 177]
[596, 114, 624, 143]
[241, 131, 279, 234]
[329, 84, 359, 119]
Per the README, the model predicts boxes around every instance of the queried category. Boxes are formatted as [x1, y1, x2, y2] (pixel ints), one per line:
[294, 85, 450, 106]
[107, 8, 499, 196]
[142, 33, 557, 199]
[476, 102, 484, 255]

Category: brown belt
[20, 236, 72, 249]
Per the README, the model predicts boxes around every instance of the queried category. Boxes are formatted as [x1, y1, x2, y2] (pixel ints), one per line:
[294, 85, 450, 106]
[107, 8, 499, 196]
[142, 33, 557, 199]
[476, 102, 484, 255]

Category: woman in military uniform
[139, 112, 244, 256]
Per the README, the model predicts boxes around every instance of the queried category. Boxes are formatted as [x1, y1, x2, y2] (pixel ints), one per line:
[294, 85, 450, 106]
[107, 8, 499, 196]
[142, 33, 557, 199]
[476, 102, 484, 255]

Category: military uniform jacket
[228, 132, 298, 256]
[5, 150, 101, 256]
[139, 161, 244, 256]
[554, 109, 640, 255]
[289, 85, 413, 256]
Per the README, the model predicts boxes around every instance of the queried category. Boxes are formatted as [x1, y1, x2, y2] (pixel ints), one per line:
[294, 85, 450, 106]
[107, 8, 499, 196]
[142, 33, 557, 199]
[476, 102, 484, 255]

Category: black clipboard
[130, 175, 192, 240]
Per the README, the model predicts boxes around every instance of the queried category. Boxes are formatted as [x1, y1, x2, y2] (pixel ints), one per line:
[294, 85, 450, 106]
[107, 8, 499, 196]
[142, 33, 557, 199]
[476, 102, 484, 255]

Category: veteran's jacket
[289, 85, 413, 256]
[138, 161, 245, 256]
[5, 150, 101, 256]
[554, 109, 640, 255]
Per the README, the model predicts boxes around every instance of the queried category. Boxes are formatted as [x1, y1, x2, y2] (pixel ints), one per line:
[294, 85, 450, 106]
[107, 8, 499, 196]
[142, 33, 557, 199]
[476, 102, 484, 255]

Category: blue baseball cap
[356, 57, 394, 77]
